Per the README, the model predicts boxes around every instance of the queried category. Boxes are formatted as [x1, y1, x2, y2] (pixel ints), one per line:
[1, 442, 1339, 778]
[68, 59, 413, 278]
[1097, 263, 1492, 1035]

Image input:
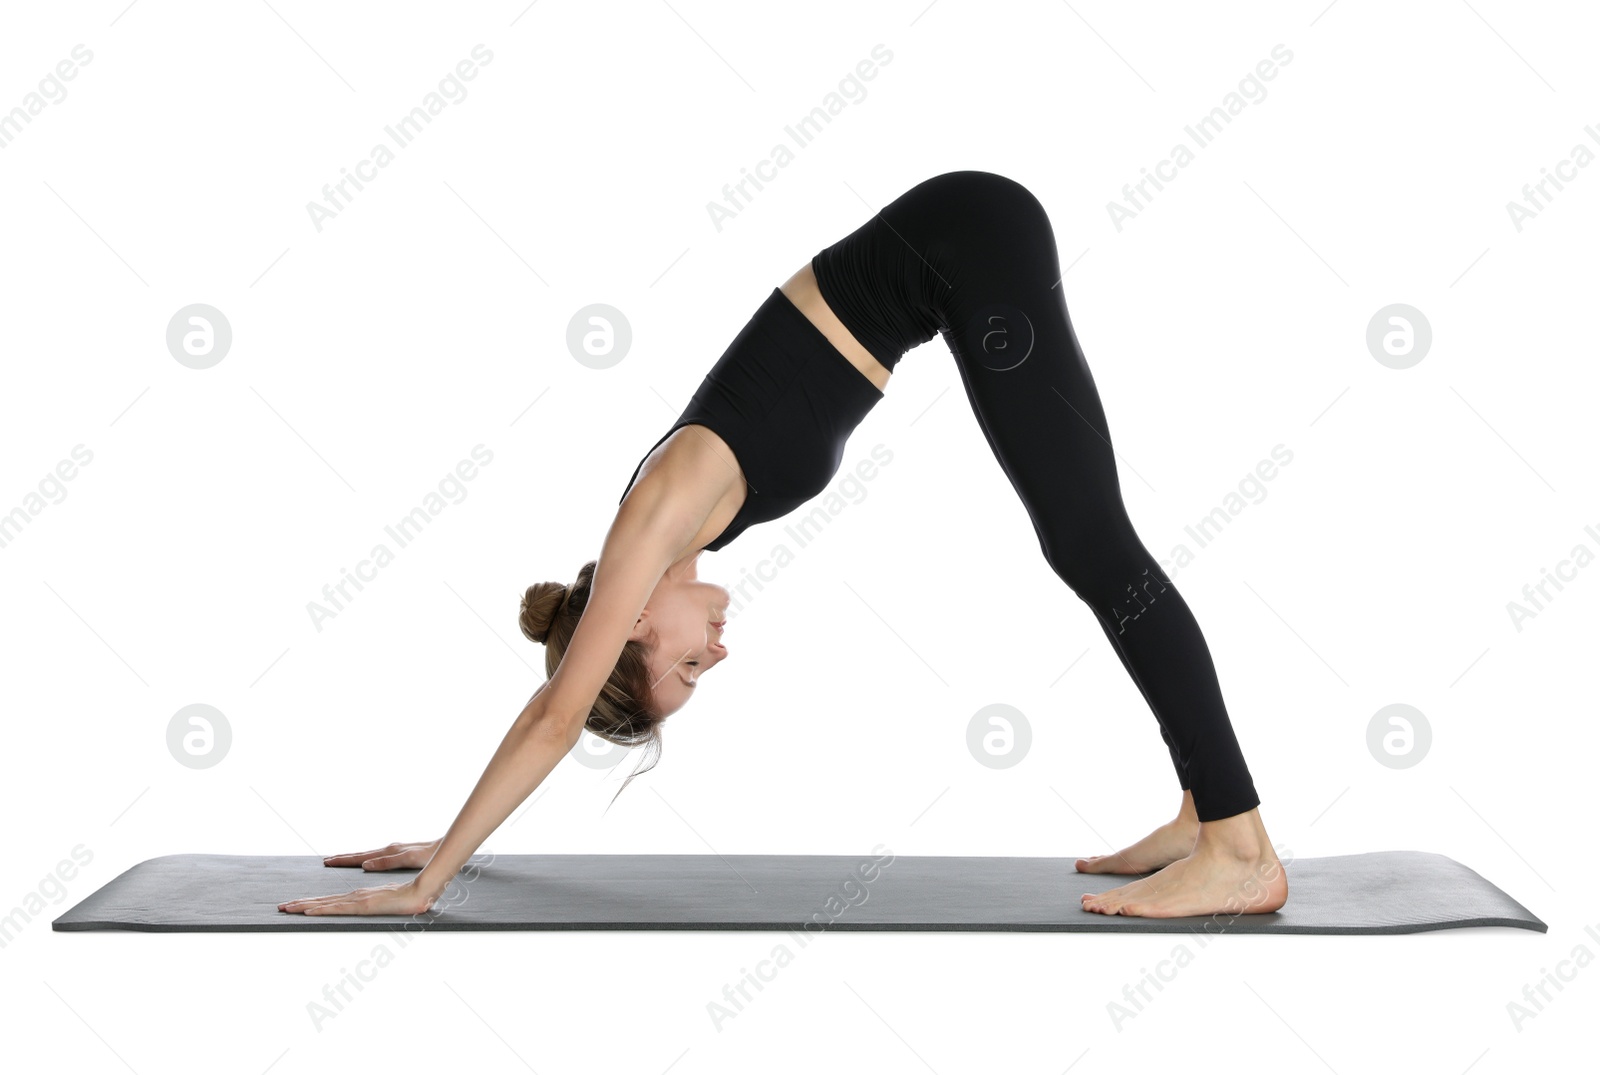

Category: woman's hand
[278, 878, 435, 917]
[320, 839, 441, 872]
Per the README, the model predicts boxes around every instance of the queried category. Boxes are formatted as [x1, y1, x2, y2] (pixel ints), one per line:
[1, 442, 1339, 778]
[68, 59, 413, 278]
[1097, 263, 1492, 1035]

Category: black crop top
[618, 286, 884, 552]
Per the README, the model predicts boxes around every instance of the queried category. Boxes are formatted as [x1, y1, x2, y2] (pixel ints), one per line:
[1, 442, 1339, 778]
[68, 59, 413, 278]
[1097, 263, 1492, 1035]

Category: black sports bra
[619, 286, 884, 552]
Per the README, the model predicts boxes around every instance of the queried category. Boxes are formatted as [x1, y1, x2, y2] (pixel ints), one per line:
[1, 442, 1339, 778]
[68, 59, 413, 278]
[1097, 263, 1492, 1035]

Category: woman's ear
[628, 607, 652, 645]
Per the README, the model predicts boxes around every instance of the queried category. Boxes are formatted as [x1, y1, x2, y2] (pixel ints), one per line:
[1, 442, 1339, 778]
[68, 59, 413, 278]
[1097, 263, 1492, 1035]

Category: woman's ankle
[1195, 809, 1268, 859]
[1174, 789, 1200, 827]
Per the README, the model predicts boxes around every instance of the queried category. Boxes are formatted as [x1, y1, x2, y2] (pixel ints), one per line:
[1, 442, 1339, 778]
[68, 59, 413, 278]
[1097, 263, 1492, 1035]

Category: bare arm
[412, 483, 707, 903]
[279, 453, 724, 917]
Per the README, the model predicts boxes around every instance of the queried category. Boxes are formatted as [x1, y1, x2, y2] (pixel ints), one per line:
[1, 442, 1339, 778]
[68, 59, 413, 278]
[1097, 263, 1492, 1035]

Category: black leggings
[813, 170, 1260, 822]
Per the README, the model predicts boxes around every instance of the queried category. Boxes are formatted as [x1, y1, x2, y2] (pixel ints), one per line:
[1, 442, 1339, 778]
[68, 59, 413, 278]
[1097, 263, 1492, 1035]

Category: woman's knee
[1039, 522, 1164, 614]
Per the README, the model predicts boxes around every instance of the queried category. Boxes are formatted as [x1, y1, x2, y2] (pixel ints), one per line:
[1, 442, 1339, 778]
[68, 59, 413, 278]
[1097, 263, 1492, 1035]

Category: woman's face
[636, 564, 731, 716]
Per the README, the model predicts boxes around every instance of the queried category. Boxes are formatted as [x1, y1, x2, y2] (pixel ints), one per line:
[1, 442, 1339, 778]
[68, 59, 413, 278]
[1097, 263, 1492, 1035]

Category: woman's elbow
[518, 698, 585, 751]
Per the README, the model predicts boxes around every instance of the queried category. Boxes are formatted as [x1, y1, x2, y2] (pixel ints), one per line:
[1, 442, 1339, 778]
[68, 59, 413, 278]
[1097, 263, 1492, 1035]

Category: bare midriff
[780, 262, 893, 393]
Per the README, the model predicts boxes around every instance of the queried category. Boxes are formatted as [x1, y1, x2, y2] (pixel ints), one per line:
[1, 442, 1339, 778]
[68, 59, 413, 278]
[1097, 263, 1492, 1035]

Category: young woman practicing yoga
[279, 170, 1287, 920]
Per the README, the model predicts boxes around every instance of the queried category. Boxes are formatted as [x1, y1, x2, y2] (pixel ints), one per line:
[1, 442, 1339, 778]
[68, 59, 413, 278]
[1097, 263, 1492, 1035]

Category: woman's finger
[278, 881, 423, 915]
[282, 898, 357, 914]
[277, 894, 342, 910]
[278, 888, 376, 910]
[323, 841, 428, 868]
[322, 846, 393, 867]
[302, 900, 359, 915]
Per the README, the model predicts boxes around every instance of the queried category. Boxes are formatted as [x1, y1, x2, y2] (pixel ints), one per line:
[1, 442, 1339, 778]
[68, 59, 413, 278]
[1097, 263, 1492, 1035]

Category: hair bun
[519, 581, 568, 645]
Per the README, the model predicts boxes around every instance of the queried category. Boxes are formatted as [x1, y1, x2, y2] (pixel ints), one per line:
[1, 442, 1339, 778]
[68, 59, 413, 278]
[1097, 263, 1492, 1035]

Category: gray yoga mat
[53, 850, 1545, 935]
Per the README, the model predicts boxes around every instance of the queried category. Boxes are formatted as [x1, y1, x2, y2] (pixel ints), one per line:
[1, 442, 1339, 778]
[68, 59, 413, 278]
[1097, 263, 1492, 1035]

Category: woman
[280, 170, 1287, 921]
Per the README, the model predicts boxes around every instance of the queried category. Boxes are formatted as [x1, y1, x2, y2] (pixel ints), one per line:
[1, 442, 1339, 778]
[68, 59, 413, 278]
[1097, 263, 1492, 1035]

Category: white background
[2, 0, 1595, 1071]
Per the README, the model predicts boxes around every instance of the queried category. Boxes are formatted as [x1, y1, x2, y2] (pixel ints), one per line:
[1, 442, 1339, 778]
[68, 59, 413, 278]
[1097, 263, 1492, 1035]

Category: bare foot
[1075, 790, 1199, 875]
[1081, 806, 1287, 919]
